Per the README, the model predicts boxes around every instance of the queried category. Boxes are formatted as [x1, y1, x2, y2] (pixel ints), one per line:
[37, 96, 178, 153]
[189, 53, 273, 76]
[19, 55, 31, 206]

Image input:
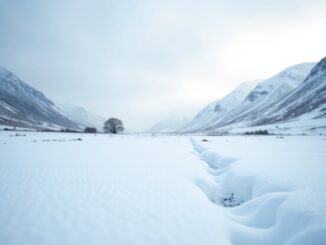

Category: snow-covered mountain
[254, 57, 326, 127]
[57, 103, 106, 131]
[181, 81, 259, 132]
[150, 115, 190, 133]
[205, 63, 315, 130]
[180, 61, 325, 134]
[0, 67, 80, 130]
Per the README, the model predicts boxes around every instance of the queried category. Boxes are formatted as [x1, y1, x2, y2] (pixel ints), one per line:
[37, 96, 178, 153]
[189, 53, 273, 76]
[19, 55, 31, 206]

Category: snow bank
[191, 136, 326, 244]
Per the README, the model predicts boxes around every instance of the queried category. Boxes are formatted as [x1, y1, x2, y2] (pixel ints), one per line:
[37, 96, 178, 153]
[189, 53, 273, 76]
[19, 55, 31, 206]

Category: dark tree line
[84, 127, 97, 133]
[244, 130, 269, 135]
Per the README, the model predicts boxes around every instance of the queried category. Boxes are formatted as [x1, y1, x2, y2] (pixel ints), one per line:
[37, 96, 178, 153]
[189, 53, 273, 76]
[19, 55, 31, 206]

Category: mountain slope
[255, 57, 326, 125]
[181, 81, 259, 132]
[0, 67, 80, 130]
[150, 115, 190, 133]
[57, 103, 106, 131]
[205, 63, 315, 130]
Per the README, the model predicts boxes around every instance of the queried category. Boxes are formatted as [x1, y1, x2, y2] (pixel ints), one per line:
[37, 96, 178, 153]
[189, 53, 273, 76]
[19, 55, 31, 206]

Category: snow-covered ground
[1, 132, 326, 244]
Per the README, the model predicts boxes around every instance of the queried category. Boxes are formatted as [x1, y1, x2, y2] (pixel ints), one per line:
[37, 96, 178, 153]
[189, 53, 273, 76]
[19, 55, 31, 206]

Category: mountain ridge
[0, 67, 80, 130]
[179, 60, 325, 134]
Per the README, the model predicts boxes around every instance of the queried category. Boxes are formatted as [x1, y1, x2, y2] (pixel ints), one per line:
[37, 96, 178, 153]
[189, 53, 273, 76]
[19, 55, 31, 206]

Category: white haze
[0, 0, 326, 131]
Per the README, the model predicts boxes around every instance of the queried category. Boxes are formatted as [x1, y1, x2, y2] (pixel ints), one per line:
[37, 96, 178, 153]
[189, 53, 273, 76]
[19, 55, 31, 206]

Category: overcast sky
[1, 0, 326, 131]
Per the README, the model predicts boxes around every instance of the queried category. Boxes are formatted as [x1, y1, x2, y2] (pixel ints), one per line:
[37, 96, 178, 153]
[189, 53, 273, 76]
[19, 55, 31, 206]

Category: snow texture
[1, 132, 326, 244]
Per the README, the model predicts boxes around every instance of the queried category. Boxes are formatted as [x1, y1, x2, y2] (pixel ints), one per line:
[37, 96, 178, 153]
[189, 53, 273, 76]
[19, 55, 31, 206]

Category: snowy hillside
[181, 81, 259, 132]
[207, 63, 315, 129]
[182, 62, 321, 134]
[57, 103, 106, 131]
[254, 57, 326, 127]
[150, 115, 190, 133]
[0, 67, 80, 130]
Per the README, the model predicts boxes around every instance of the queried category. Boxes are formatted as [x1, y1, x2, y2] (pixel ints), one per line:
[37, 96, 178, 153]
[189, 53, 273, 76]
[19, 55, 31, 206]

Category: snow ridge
[191, 139, 326, 244]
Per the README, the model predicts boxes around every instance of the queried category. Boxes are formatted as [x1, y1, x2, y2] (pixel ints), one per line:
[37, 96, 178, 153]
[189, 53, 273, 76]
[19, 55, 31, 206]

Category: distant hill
[180, 81, 259, 132]
[150, 115, 190, 133]
[57, 103, 106, 131]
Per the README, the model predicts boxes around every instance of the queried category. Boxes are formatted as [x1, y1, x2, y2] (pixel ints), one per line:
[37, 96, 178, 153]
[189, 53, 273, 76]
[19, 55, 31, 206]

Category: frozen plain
[0, 132, 326, 245]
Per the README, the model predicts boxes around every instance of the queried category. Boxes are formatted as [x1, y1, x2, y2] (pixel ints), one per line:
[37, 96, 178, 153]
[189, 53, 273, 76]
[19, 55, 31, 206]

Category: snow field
[1, 132, 326, 244]
[191, 136, 326, 244]
[0, 132, 230, 245]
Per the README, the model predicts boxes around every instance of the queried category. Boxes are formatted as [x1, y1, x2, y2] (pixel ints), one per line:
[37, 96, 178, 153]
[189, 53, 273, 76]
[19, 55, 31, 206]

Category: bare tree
[103, 118, 124, 134]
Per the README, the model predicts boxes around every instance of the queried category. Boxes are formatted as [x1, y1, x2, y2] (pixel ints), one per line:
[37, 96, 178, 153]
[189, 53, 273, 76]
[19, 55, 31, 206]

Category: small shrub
[60, 128, 80, 133]
[84, 127, 97, 133]
[244, 130, 269, 135]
